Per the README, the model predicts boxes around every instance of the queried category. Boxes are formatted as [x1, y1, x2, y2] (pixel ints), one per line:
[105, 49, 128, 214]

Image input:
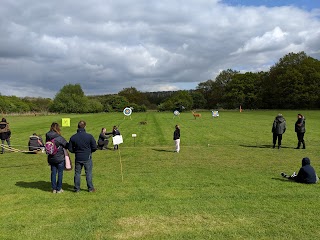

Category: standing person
[112, 126, 120, 150]
[97, 128, 111, 150]
[68, 120, 97, 193]
[0, 118, 11, 154]
[46, 122, 69, 193]
[295, 113, 306, 149]
[173, 125, 180, 153]
[272, 113, 286, 149]
[281, 157, 318, 184]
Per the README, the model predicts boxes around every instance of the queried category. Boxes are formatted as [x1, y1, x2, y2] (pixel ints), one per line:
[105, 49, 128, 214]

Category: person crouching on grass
[173, 125, 180, 153]
[281, 157, 318, 184]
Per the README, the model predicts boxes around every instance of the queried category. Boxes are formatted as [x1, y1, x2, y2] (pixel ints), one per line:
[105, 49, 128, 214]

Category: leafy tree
[197, 69, 239, 109]
[223, 72, 262, 109]
[263, 52, 320, 109]
[98, 95, 129, 112]
[215, 69, 239, 87]
[190, 90, 207, 109]
[118, 87, 150, 106]
[158, 90, 193, 111]
[87, 99, 104, 113]
[50, 84, 89, 113]
[196, 80, 218, 108]
[22, 97, 52, 112]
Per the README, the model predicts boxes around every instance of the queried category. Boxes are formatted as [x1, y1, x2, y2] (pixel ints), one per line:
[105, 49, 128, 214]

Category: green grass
[1, 110, 320, 239]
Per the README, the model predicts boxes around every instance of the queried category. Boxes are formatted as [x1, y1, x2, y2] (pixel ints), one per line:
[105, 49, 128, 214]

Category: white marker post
[132, 134, 137, 147]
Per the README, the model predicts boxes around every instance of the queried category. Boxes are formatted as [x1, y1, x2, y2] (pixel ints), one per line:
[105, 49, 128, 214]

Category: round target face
[123, 107, 132, 116]
[173, 110, 180, 116]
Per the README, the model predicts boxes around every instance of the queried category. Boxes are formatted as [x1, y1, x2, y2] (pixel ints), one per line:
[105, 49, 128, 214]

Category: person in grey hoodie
[272, 113, 286, 149]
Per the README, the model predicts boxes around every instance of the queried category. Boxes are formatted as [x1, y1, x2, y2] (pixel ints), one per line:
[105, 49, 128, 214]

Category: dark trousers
[296, 132, 305, 148]
[273, 133, 282, 146]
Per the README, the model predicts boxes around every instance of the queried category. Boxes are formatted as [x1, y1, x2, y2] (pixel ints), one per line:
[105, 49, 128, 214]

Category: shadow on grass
[271, 177, 295, 183]
[0, 163, 38, 169]
[240, 144, 291, 149]
[15, 181, 75, 192]
[151, 148, 174, 153]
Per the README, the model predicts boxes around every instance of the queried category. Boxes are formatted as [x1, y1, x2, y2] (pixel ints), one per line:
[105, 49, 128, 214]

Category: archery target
[123, 107, 132, 116]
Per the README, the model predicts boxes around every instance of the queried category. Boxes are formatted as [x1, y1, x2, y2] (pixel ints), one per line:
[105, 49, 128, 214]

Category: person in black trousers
[295, 113, 306, 149]
[271, 114, 286, 149]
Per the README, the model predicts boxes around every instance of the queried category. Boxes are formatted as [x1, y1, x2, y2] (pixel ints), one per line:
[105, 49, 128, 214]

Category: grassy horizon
[1, 110, 320, 239]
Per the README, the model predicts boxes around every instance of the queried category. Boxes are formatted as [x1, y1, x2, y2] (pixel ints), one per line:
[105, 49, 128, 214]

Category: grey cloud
[0, 0, 319, 97]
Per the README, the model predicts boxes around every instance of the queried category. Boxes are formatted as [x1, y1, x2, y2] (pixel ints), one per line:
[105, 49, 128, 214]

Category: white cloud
[232, 27, 288, 54]
[0, 0, 319, 98]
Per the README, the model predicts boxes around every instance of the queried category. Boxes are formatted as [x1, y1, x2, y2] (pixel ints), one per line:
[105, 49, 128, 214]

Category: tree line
[1, 52, 320, 114]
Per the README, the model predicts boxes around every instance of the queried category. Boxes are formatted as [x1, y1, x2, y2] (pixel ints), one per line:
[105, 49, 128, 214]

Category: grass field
[1, 110, 320, 239]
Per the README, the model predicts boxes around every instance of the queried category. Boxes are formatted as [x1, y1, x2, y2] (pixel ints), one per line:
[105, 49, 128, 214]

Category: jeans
[74, 155, 94, 191]
[1, 139, 11, 153]
[50, 161, 64, 191]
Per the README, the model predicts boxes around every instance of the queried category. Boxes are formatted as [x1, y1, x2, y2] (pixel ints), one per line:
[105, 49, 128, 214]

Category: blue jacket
[45, 131, 68, 164]
[68, 128, 97, 161]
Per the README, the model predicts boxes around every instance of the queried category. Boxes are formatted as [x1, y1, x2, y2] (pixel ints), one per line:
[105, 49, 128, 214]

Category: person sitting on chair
[28, 133, 44, 152]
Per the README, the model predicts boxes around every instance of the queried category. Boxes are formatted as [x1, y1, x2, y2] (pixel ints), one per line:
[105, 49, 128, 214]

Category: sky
[0, 0, 319, 98]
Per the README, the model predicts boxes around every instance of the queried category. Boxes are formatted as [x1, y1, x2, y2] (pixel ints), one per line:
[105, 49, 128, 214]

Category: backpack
[45, 138, 59, 155]
[0, 123, 8, 133]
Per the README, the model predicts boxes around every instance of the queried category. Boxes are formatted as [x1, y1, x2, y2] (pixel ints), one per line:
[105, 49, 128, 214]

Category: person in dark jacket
[0, 118, 11, 154]
[112, 126, 120, 150]
[173, 125, 180, 153]
[281, 157, 318, 184]
[272, 113, 286, 149]
[68, 120, 97, 192]
[28, 133, 44, 152]
[46, 122, 69, 193]
[295, 113, 306, 149]
[97, 128, 111, 150]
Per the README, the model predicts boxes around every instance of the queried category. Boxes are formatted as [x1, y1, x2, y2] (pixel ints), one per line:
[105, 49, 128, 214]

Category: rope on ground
[0, 144, 40, 153]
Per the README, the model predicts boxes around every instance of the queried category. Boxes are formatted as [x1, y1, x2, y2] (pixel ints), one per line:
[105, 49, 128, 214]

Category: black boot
[295, 142, 301, 149]
[302, 141, 306, 149]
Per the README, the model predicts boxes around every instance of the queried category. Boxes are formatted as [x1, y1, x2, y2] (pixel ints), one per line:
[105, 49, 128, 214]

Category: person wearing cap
[271, 113, 286, 149]
[281, 157, 318, 184]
